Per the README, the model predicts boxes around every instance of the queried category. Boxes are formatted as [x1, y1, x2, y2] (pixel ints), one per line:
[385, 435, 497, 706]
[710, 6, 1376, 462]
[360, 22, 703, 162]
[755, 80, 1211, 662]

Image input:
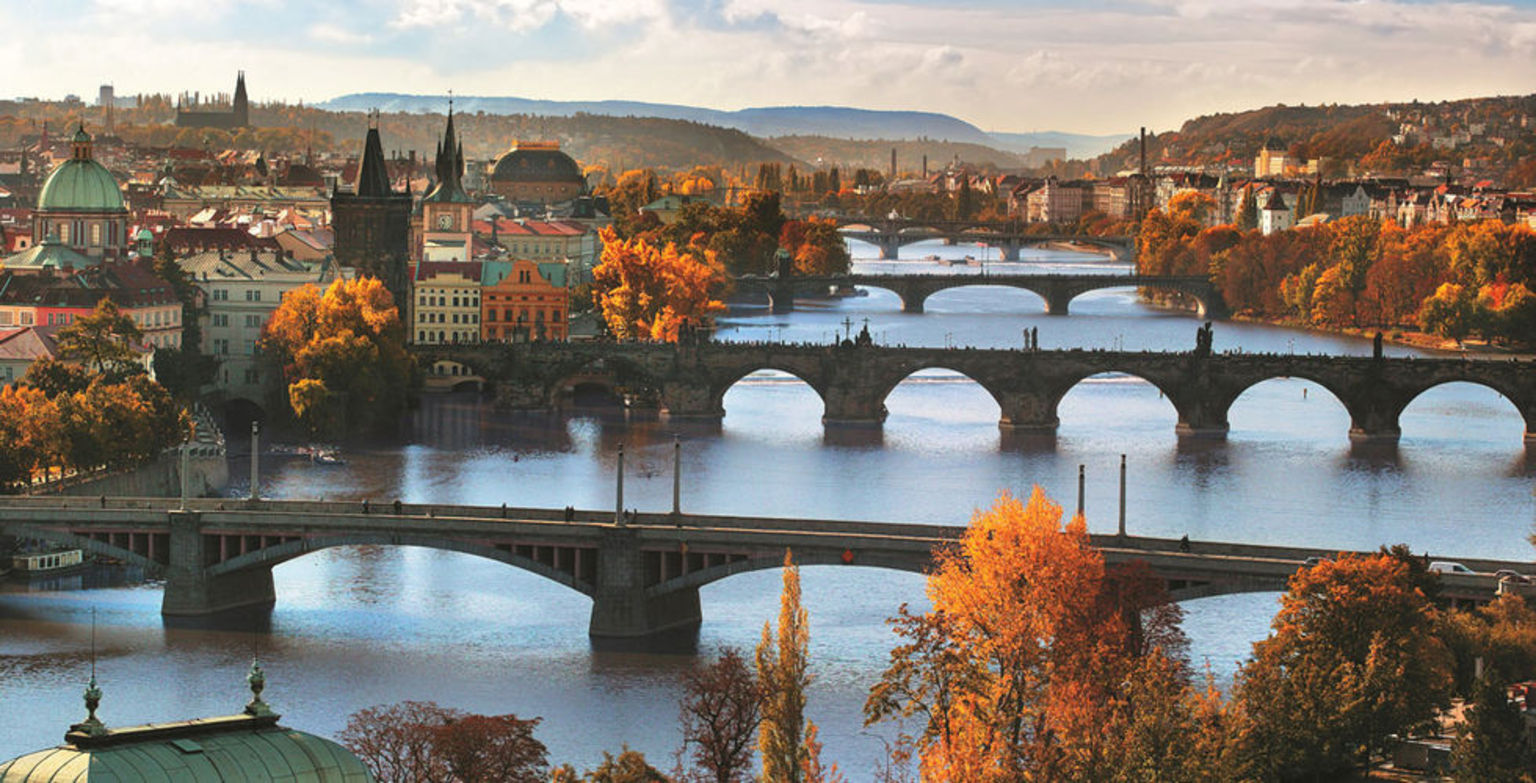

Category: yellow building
[411, 261, 482, 344]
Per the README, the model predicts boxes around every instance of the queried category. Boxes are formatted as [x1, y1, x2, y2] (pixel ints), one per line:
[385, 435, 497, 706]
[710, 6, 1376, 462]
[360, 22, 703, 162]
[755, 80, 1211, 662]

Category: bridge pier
[997, 392, 1059, 433]
[161, 511, 276, 616]
[1173, 401, 1230, 440]
[998, 242, 1021, 262]
[822, 388, 887, 427]
[589, 528, 702, 639]
[1042, 290, 1073, 316]
[661, 382, 724, 421]
[876, 238, 902, 260]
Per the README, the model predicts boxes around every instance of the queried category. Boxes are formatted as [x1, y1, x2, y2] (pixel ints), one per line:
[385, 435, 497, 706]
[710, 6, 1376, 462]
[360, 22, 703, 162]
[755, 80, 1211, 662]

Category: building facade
[481, 259, 569, 342]
[412, 261, 482, 344]
[177, 249, 338, 400]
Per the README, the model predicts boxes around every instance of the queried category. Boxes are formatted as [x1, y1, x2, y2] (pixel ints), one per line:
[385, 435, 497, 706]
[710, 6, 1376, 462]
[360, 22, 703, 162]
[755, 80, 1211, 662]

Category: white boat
[10, 548, 89, 579]
[311, 450, 347, 466]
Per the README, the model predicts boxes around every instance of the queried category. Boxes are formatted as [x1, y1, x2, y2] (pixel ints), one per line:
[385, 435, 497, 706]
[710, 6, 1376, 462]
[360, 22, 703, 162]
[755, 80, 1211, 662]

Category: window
[212, 314, 229, 327]
[244, 368, 260, 384]
[245, 315, 261, 328]
[245, 289, 261, 302]
[244, 340, 255, 355]
[91, 224, 101, 246]
[418, 330, 426, 342]
[214, 338, 229, 355]
[552, 310, 561, 322]
[212, 289, 228, 301]
[451, 314, 460, 324]
[0, 312, 10, 326]
[20, 312, 32, 326]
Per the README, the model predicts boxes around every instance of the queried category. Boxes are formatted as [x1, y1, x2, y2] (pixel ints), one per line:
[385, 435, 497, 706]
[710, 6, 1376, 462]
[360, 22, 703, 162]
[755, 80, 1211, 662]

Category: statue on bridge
[1194, 321, 1214, 357]
[1373, 331, 1384, 360]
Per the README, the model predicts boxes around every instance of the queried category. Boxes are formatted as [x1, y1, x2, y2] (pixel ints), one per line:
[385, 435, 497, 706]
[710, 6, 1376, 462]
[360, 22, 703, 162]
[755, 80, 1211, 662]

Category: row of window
[418, 295, 481, 308]
[417, 312, 479, 325]
[486, 309, 560, 323]
[43, 220, 122, 248]
[211, 339, 257, 355]
[2, 308, 178, 328]
[211, 314, 264, 329]
[210, 289, 263, 302]
[416, 330, 479, 343]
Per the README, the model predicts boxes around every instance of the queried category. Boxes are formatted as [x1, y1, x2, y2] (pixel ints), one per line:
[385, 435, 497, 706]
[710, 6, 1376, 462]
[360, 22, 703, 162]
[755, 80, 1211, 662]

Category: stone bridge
[832, 216, 1135, 261]
[414, 342, 1536, 443]
[0, 497, 1523, 639]
[734, 273, 1221, 316]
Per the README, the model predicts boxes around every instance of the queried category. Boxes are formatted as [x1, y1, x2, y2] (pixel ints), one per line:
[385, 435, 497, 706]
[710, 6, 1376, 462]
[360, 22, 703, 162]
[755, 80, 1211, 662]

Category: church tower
[233, 71, 249, 127]
[331, 114, 413, 315]
[418, 106, 476, 263]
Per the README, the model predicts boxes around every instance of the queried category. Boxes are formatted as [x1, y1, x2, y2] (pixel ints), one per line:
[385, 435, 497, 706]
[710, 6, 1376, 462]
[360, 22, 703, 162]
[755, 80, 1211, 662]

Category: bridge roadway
[830, 216, 1135, 262]
[732, 272, 1220, 316]
[415, 342, 1536, 443]
[0, 496, 1524, 639]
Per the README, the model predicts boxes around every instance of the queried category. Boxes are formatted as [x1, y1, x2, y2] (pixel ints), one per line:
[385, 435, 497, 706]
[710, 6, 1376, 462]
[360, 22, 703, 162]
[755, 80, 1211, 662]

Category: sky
[5, 0, 1536, 134]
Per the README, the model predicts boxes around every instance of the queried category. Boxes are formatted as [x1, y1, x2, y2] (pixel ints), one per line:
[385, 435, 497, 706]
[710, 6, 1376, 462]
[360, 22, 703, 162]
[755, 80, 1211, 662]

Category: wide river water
[2, 240, 1532, 773]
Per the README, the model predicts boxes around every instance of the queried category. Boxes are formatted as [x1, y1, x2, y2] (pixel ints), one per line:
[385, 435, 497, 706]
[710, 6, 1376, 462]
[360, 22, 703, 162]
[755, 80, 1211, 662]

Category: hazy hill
[987, 131, 1132, 160]
[767, 135, 1026, 173]
[321, 93, 997, 144]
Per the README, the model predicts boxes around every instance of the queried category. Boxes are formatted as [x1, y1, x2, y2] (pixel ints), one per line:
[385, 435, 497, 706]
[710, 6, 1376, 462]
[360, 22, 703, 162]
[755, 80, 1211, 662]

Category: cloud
[10, 0, 1536, 133]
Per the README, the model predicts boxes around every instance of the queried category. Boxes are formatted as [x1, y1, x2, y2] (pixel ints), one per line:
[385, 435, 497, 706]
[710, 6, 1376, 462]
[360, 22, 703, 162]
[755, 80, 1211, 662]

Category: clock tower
[418, 106, 475, 263]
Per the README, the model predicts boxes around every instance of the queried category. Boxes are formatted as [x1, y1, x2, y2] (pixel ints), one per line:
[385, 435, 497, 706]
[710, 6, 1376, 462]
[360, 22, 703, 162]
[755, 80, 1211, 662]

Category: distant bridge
[733, 273, 1220, 316]
[0, 496, 1523, 639]
[414, 342, 1536, 443]
[831, 216, 1135, 262]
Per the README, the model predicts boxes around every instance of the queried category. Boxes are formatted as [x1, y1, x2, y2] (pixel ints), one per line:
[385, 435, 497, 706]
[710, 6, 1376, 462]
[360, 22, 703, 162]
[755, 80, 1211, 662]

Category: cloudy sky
[5, 0, 1536, 134]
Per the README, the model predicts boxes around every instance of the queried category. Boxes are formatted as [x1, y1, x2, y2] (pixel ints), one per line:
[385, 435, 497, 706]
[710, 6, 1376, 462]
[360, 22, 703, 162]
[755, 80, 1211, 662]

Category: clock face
[437, 214, 453, 229]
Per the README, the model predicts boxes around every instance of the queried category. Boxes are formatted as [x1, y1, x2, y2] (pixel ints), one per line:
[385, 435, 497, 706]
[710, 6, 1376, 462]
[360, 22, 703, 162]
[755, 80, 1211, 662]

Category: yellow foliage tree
[592, 227, 725, 342]
[258, 276, 412, 436]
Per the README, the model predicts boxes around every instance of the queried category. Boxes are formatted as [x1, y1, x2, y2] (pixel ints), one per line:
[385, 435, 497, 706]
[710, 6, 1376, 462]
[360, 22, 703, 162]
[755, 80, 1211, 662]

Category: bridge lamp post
[1076, 464, 1085, 519]
[1118, 454, 1127, 538]
[615, 444, 625, 526]
[179, 442, 190, 511]
[249, 422, 260, 501]
[672, 437, 682, 517]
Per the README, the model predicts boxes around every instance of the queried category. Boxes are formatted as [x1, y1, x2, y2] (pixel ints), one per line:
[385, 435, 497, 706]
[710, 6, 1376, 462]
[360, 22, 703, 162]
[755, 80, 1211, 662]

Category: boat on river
[9, 548, 89, 580]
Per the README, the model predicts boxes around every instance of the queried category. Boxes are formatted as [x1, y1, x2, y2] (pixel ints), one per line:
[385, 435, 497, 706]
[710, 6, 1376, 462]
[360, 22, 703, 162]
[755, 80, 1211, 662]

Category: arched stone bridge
[734, 273, 1221, 316]
[833, 216, 1135, 262]
[415, 342, 1536, 443]
[0, 497, 1523, 639]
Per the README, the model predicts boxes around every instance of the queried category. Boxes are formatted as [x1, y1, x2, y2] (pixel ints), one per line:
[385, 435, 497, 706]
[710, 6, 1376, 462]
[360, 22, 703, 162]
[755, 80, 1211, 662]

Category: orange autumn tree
[592, 226, 725, 342]
[865, 488, 1204, 781]
[258, 276, 412, 436]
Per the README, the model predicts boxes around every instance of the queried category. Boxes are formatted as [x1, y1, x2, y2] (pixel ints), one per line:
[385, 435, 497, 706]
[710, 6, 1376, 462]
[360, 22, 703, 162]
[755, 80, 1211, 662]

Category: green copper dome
[37, 127, 125, 213]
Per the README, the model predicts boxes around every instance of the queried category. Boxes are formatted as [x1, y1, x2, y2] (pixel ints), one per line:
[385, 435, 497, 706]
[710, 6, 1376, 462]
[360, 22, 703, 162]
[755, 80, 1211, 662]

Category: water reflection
[2, 242, 1531, 773]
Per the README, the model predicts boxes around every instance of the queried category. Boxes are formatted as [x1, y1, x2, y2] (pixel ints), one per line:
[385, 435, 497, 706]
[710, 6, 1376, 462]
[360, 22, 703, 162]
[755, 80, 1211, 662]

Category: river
[2, 239, 1531, 774]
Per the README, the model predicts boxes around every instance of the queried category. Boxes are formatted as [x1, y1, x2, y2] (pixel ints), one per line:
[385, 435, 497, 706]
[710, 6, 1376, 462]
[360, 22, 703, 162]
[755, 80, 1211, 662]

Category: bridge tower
[769, 249, 796, 314]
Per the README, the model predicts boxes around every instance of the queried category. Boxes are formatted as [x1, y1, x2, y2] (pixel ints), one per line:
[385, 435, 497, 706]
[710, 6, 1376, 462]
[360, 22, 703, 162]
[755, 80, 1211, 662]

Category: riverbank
[1227, 312, 1536, 360]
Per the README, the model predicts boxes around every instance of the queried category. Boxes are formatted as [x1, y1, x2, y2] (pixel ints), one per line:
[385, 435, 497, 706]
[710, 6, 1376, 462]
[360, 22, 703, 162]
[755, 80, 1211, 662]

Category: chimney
[890, 147, 896, 180]
[922, 155, 928, 178]
[1139, 127, 1147, 177]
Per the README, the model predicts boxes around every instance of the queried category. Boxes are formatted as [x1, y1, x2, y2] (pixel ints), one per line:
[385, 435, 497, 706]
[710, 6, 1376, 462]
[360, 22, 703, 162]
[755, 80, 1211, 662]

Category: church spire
[355, 112, 393, 198]
[424, 101, 470, 204]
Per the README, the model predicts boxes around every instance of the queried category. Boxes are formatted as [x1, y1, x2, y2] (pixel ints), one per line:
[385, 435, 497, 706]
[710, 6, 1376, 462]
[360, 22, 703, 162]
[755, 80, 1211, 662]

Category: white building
[1260, 190, 1293, 235]
[177, 249, 339, 403]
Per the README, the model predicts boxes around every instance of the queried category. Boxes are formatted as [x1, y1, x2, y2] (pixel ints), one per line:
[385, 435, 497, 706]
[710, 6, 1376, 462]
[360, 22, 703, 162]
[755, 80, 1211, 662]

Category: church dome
[37, 128, 125, 213]
[490, 141, 584, 184]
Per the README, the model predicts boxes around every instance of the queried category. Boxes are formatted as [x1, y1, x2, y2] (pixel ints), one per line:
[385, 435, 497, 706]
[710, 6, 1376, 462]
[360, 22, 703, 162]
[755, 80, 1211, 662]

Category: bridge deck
[0, 497, 1521, 604]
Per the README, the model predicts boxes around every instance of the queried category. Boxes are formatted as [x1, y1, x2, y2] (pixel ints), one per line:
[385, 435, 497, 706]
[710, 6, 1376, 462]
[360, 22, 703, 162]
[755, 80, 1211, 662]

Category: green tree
[758, 550, 810, 783]
[56, 297, 144, 377]
[1418, 282, 1480, 343]
[1451, 668, 1532, 781]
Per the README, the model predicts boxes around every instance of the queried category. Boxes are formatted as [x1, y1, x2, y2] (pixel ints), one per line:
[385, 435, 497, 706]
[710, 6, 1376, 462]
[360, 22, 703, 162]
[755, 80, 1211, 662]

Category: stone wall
[37, 448, 229, 499]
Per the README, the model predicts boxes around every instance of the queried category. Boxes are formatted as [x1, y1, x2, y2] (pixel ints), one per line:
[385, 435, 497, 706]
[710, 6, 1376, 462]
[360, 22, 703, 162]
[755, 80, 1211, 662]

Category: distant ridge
[986, 131, 1132, 161]
[320, 93, 998, 145]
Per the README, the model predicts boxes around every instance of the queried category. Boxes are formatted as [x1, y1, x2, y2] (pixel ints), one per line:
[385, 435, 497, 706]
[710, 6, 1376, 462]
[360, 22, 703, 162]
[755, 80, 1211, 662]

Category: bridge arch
[874, 366, 1005, 423]
[208, 536, 597, 597]
[1058, 281, 1217, 319]
[1396, 379, 1533, 443]
[647, 551, 928, 597]
[1051, 369, 1186, 434]
[713, 366, 829, 419]
[546, 355, 664, 410]
[1220, 374, 1357, 440]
